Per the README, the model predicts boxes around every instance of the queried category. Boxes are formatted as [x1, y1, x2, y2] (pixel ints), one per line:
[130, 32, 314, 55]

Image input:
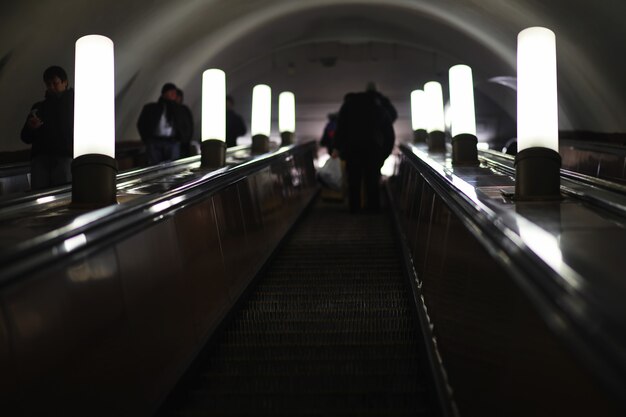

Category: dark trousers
[30, 155, 72, 190]
[146, 138, 181, 165]
[345, 157, 381, 213]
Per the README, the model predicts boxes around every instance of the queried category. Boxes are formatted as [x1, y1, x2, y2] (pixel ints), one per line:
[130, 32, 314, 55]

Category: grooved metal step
[157, 198, 437, 416]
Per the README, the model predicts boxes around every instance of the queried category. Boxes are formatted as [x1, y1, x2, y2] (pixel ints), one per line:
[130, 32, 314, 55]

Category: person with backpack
[334, 85, 395, 213]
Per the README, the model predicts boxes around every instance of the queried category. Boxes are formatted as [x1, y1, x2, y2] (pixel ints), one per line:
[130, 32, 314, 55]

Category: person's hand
[27, 113, 43, 129]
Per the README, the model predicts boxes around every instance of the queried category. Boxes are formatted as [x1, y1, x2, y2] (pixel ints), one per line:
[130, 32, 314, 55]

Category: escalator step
[158, 199, 437, 416]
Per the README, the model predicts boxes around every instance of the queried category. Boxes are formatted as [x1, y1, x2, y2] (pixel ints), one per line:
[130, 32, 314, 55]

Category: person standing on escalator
[137, 82, 190, 165]
[225, 95, 247, 148]
[175, 88, 195, 157]
[21, 65, 74, 190]
[334, 85, 395, 213]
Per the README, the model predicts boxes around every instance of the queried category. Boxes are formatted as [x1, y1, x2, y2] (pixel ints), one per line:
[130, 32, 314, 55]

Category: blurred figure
[137, 82, 188, 164]
[320, 112, 338, 157]
[21, 65, 74, 190]
[175, 88, 195, 156]
[226, 95, 247, 148]
[365, 81, 397, 123]
[335, 88, 395, 213]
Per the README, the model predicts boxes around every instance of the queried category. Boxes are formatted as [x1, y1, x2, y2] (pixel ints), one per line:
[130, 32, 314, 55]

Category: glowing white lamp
[517, 27, 558, 152]
[410, 89, 428, 143]
[449, 64, 476, 137]
[279, 91, 296, 146]
[278, 91, 295, 133]
[449, 64, 478, 165]
[251, 84, 271, 153]
[424, 81, 445, 133]
[515, 26, 561, 200]
[71, 34, 117, 209]
[199, 68, 227, 168]
[252, 84, 271, 136]
[410, 90, 427, 131]
[424, 81, 446, 150]
[202, 69, 226, 143]
[74, 35, 115, 158]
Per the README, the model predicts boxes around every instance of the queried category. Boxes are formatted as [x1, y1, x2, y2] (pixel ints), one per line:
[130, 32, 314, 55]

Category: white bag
[317, 157, 343, 191]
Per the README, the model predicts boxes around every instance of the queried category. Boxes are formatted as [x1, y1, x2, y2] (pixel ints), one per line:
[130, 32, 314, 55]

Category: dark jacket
[21, 89, 74, 157]
[179, 104, 194, 144]
[335, 92, 395, 164]
[226, 109, 247, 147]
[137, 97, 190, 142]
[320, 115, 338, 153]
[369, 90, 397, 123]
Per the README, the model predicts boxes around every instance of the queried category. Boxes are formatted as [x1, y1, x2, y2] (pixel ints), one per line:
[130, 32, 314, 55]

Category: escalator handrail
[0, 142, 316, 285]
[0, 145, 252, 210]
[479, 148, 626, 196]
[398, 143, 626, 403]
[0, 162, 30, 177]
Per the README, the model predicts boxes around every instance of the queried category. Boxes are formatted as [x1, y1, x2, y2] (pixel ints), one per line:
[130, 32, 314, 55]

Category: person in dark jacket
[335, 89, 395, 213]
[320, 112, 338, 156]
[175, 88, 194, 156]
[366, 81, 398, 123]
[21, 65, 74, 190]
[226, 95, 247, 147]
[137, 83, 189, 164]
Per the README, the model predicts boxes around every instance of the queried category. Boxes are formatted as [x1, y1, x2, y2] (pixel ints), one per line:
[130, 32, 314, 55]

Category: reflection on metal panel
[390, 148, 622, 416]
[115, 219, 195, 409]
[3, 249, 126, 415]
[212, 183, 251, 301]
[0, 143, 319, 416]
[0, 306, 17, 408]
[174, 198, 229, 341]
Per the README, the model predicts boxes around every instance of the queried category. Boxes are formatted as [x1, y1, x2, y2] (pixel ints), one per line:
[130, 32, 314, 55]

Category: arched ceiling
[2, 0, 625, 151]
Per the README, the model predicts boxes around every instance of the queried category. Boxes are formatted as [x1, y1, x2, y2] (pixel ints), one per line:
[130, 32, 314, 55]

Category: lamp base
[200, 139, 226, 169]
[280, 131, 294, 147]
[252, 134, 270, 154]
[427, 130, 446, 151]
[452, 134, 479, 166]
[413, 129, 428, 144]
[514, 147, 562, 200]
[70, 154, 118, 209]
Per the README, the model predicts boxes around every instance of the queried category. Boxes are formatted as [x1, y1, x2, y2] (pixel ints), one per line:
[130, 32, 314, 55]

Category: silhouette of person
[335, 88, 395, 213]
[320, 112, 338, 156]
[365, 81, 397, 123]
[21, 65, 74, 190]
[137, 82, 189, 164]
[226, 95, 247, 148]
[175, 88, 194, 157]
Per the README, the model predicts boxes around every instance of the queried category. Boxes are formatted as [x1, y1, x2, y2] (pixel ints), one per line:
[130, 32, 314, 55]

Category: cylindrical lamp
[449, 64, 478, 165]
[279, 91, 295, 146]
[424, 81, 446, 151]
[200, 68, 226, 169]
[251, 84, 271, 154]
[516, 27, 561, 200]
[410, 89, 428, 143]
[71, 34, 117, 209]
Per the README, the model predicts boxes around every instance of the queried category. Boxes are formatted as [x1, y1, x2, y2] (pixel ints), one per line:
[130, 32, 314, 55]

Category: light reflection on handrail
[62, 233, 87, 253]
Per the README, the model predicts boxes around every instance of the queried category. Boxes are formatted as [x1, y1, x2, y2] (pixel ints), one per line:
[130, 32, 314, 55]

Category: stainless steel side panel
[174, 199, 229, 342]
[115, 219, 196, 411]
[0, 143, 319, 416]
[3, 249, 128, 415]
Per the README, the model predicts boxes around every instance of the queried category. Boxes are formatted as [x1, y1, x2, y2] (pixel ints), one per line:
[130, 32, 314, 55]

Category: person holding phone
[21, 65, 74, 190]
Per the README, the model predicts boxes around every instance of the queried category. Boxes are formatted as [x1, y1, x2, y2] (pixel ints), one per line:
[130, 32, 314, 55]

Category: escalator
[0, 142, 321, 416]
[157, 198, 443, 416]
